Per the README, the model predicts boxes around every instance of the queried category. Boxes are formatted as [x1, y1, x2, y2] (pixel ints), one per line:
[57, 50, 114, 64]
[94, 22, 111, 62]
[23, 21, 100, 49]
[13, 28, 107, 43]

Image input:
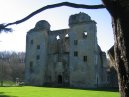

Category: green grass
[0, 86, 120, 97]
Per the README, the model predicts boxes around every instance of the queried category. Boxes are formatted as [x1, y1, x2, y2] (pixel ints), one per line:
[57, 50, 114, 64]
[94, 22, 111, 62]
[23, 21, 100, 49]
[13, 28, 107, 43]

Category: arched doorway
[58, 75, 63, 84]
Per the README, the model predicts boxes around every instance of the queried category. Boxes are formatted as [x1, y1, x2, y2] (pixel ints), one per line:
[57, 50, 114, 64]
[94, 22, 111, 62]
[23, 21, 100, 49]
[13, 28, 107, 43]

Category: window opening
[65, 34, 69, 38]
[36, 55, 40, 60]
[83, 56, 87, 62]
[30, 40, 33, 44]
[56, 35, 60, 40]
[37, 45, 40, 49]
[29, 61, 33, 73]
[74, 51, 78, 56]
[74, 40, 78, 45]
[83, 32, 88, 38]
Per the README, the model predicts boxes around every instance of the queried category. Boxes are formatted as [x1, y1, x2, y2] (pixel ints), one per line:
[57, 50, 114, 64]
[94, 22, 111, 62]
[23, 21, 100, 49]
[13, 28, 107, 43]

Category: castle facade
[25, 12, 108, 88]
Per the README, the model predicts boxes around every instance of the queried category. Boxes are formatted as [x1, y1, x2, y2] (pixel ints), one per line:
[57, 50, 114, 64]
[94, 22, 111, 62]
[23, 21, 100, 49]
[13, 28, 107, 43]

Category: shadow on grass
[40, 85, 119, 92]
[0, 92, 17, 97]
[83, 88, 119, 92]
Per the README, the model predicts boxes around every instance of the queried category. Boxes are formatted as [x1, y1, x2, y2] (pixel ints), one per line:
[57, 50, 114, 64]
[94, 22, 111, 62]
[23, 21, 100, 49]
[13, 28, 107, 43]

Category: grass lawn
[0, 86, 120, 97]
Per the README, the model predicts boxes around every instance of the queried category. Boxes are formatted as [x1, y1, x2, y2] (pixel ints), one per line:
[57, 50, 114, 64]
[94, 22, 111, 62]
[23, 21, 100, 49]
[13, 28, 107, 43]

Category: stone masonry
[25, 12, 108, 88]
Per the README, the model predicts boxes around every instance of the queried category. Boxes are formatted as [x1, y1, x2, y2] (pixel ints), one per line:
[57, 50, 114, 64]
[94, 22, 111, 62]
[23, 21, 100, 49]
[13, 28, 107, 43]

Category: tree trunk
[102, 0, 129, 97]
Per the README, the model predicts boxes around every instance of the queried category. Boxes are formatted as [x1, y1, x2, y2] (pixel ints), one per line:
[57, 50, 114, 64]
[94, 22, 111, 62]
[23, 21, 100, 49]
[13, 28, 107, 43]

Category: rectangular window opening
[30, 40, 33, 45]
[37, 45, 40, 49]
[74, 40, 78, 45]
[36, 55, 40, 60]
[29, 61, 33, 73]
[74, 51, 78, 56]
[83, 56, 87, 62]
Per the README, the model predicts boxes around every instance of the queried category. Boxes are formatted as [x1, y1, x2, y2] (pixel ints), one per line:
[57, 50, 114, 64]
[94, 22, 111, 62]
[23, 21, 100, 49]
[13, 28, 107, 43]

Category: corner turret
[34, 20, 50, 31]
[69, 12, 95, 27]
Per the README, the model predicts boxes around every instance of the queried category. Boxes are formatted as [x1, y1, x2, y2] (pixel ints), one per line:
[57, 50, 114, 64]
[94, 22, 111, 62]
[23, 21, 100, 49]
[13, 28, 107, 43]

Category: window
[83, 32, 88, 38]
[36, 55, 40, 60]
[74, 51, 78, 56]
[37, 45, 40, 49]
[65, 34, 69, 38]
[83, 56, 87, 62]
[30, 40, 33, 44]
[56, 35, 60, 40]
[29, 61, 33, 73]
[74, 40, 78, 45]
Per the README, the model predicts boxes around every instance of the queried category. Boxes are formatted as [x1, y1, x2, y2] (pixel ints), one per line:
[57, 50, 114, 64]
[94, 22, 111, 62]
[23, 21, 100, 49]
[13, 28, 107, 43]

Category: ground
[0, 86, 119, 97]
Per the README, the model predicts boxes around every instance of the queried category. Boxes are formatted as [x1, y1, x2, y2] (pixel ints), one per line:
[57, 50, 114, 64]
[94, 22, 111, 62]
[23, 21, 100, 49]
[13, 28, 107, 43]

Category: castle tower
[68, 12, 98, 88]
[25, 12, 108, 88]
[25, 20, 50, 85]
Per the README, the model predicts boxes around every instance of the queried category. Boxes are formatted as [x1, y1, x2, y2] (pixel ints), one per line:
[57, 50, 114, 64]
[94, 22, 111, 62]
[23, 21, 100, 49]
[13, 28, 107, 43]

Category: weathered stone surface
[25, 12, 108, 88]
[35, 20, 50, 30]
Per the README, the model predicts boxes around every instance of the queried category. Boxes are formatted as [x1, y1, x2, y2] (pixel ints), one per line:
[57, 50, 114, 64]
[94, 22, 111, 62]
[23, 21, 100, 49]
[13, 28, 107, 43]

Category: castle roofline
[69, 12, 96, 27]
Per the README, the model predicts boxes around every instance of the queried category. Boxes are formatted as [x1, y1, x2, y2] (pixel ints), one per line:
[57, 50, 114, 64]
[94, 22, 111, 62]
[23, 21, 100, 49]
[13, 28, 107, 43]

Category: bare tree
[0, 2, 105, 32]
[0, 1, 129, 97]
[9, 52, 25, 81]
[0, 24, 12, 33]
[0, 51, 25, 84]
[102, 0, 129, 97]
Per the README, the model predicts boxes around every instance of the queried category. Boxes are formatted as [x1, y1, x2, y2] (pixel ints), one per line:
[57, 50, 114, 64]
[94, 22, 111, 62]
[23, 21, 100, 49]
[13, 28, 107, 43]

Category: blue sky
[0, 0, 114, 52]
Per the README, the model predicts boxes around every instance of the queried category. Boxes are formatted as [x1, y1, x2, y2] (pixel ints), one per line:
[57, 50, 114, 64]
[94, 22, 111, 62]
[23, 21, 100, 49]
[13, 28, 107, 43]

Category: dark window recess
[83, 56, 87, 62]
[37, 45, 40, 49]
[29, 61, 33, 73]
[58, 75, 63, 84]
[74, 40, 78, 45]
[74, 51, 78, 56]
[30, 40, 33, 44]
[36, 55, 40, 60]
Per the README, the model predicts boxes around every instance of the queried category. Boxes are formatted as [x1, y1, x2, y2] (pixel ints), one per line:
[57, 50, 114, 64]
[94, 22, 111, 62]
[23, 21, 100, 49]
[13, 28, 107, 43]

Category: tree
[0, 51, 25, 84]
[0, 1, 129, 97]
[0, 2, 105, 32]
[0, 24, 12, 33]
[102, 0, 129, 97]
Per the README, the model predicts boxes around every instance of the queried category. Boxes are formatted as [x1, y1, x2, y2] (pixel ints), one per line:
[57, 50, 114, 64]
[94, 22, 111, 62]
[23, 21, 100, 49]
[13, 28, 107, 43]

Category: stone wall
[25, 12, 108, 88]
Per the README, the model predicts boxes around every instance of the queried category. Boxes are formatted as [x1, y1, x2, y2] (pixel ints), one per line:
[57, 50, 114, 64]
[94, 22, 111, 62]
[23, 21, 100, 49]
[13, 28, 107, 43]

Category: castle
[25, 12, 108, 88]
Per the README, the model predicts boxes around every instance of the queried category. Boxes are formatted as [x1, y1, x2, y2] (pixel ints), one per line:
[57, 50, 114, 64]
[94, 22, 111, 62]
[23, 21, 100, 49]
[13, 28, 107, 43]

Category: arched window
[56, 35, 60, 40]
[65, 34, 69, 38]
[83, 31, 88, 38]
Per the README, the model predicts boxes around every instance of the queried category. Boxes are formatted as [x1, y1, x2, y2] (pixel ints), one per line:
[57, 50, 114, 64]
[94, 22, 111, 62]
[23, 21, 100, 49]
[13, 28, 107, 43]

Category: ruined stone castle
[25, 12, 108, 88]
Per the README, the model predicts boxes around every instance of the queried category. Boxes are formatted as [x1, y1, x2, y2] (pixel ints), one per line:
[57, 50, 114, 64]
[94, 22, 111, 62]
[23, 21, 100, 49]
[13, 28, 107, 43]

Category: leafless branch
[0, 24, 12, 33]
[0, 2, 105, 32]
